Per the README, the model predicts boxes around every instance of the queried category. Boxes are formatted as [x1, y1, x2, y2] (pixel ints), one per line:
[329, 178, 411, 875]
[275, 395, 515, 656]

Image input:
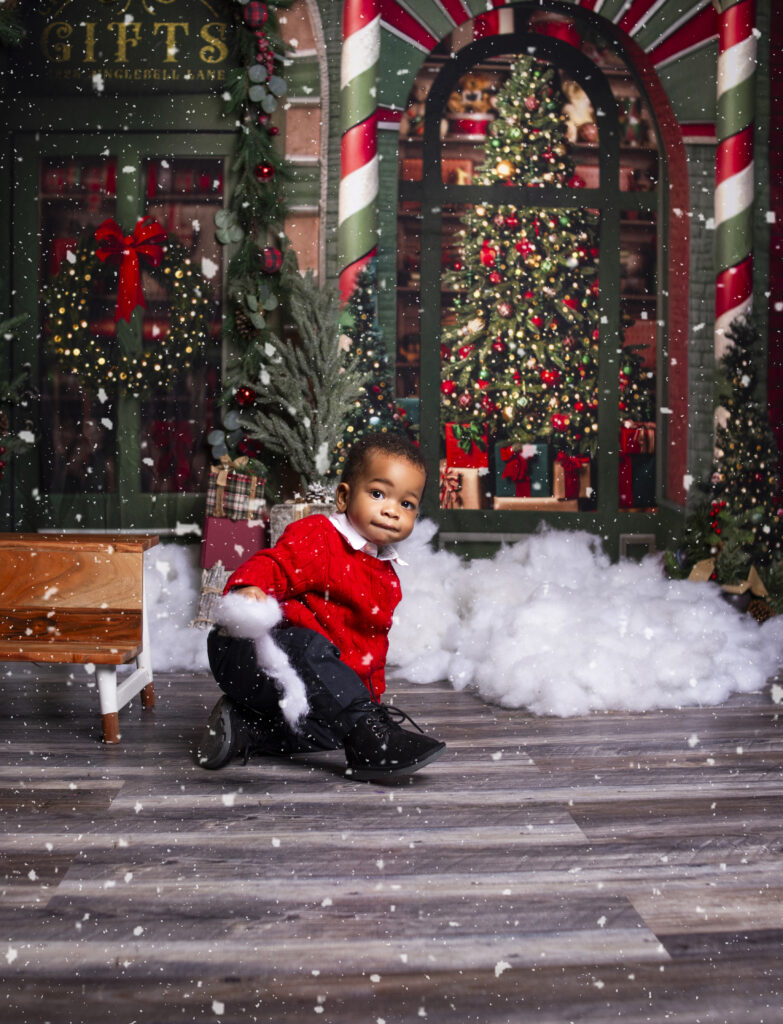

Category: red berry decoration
[504, 214, 519, 230]
[255, 162, 275, 182]
[497, 301, 514, 318]
[551, 413, 570, 431]
[516, 238, 534, 256]
[259, 246, 283, 273]
[235, 386, 257, 407]
[441, 380, 457, 396]
[243, 2, 269, 28]
[267, 125, 280, 137]
[488, 270, 502, 284]
[540, 368, 560, 385]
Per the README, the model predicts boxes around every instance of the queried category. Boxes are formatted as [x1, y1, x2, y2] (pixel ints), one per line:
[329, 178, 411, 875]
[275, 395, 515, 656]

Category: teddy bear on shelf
[443, 71, 497, 138]
[561, 77, 597, 144]
[400, 78, 431, 138]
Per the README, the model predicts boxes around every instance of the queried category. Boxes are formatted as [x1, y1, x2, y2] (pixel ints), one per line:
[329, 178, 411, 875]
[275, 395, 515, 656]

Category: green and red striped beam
[713, 0, 757, 355]
[339, 0, 381, 304]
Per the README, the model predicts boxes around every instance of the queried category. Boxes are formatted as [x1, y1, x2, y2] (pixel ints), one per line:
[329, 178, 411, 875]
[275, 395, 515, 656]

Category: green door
[11, 131, 231, 531]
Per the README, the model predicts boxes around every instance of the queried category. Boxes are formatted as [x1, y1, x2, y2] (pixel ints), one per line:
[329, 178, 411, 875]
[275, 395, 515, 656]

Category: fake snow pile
[388, 521, 783, 716]
[144, 524, 783, 717]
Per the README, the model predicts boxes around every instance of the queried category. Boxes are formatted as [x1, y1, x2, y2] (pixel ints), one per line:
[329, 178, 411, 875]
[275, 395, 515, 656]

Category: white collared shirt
[329, 512, 407, 565]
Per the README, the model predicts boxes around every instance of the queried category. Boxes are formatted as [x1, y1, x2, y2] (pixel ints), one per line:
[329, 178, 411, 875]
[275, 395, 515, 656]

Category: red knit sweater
[224, 514, 402, 699]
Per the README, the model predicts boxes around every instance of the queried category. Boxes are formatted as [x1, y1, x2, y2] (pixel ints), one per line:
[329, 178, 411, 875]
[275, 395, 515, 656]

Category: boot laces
[362, 703, 425, 738]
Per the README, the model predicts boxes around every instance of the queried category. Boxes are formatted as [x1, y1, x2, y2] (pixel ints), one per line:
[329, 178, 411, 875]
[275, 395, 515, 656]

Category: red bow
[500, 446, 530, 484]
[95, 217, 167, 323]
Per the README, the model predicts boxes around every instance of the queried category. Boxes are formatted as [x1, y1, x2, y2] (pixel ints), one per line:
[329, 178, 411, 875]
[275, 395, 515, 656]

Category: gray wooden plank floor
[1, 661, 782, 1023]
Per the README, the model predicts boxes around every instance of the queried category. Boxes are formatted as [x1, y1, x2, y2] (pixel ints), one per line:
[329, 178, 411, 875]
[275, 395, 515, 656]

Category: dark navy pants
[207, 626, 372, 753]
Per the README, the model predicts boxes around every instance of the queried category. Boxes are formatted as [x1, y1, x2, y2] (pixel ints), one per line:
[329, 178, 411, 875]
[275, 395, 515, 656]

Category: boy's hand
[234, 586, 268, 602]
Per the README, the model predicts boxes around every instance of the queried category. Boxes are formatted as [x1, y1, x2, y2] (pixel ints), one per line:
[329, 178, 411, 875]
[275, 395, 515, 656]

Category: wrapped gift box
[444, 423, 489, 469]
[201, 515, 268, 571]
[619, 453, 655, 508]
[439, 462, 484, 510]
[620, 421, 656, 455]
[269, 501, 337, 546]
[494, 443, 551, 498]
[206, 460, 266, 520]
[553, 453, 591, 500]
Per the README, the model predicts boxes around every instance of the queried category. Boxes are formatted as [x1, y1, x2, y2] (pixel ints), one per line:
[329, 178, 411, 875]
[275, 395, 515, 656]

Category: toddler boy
[196, 432, 446, 780]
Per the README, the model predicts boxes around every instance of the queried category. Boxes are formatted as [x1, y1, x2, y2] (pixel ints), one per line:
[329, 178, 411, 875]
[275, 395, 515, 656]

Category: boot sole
[345, 742, 446, 781]
[196, 698, 235, 770]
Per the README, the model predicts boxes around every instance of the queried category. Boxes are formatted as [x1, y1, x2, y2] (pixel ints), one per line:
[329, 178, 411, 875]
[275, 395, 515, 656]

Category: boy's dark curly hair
[340, 431, 426, 487]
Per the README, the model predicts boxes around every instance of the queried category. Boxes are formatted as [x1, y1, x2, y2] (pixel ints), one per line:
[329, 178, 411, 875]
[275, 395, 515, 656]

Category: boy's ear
[335, 481, 350, 512]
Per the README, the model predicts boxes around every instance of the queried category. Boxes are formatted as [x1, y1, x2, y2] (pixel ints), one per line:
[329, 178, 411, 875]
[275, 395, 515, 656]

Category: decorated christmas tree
[333, 261, 413, 474]
[440, 56, 600, 457]
[667, 317, 783, 611]
[233, 252, 364, 492]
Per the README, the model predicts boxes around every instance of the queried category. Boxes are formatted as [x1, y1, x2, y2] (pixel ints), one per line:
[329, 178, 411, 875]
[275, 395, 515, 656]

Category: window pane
[396, 200, 422, 400]
[142, 157, 223, 493]
[39, 157, 118, 494]
[619, 214, 657, 511]
[440, 200, 600, 512]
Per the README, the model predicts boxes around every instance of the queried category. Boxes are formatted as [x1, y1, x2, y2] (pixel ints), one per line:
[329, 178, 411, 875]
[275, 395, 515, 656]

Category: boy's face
[336, 451, 426, 547]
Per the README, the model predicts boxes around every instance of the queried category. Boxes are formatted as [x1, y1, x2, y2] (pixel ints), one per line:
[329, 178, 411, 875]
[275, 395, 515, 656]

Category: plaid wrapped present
[206, 456, 265, 520]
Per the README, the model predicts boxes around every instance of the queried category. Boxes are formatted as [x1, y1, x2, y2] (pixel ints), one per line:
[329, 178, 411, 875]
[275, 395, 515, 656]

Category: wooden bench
[0, 533, 159, 743]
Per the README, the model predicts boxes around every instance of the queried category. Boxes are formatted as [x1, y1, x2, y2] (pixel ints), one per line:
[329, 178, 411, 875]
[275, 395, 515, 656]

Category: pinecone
[748, 597, 775, 623]
[234, 308, 257, 341]
[305, 480, 335, 504]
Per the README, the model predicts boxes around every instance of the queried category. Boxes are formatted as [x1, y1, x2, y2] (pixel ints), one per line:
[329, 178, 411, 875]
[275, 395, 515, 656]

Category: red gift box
[201, 515, 268, 571]
[620, 421, 656, 454]
[553, 453, 590, 500]
[445, 423, 489, 469]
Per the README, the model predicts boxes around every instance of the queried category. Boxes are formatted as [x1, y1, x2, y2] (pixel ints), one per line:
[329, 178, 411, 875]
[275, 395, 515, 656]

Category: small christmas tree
[667, 317, 783, 610]
[333, 261, 413, 474]
[235, 252, 364, 492]
[440, 56, 600, 457]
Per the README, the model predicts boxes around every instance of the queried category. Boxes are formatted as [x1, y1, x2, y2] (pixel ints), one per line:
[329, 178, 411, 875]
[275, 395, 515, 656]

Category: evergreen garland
[216, 0, 294, 430]
[0, 2, 23, 49]
[43, 235, 213, 396]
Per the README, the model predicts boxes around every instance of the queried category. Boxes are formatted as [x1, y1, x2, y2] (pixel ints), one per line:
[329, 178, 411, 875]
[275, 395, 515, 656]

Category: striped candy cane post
[714, 0, 757, 358]
[339, 0, 381, 304]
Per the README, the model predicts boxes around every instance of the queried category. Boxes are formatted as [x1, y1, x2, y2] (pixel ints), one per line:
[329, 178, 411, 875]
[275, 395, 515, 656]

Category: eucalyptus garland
[44, 235, 213, 396]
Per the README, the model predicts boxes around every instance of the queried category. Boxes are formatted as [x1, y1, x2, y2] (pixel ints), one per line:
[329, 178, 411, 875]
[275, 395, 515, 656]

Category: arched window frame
[395, 4, 689, 549]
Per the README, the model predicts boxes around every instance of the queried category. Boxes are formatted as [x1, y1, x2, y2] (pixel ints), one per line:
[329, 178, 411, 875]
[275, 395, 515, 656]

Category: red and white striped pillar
[338, 0, 381, 304]
[714, 0, 757, 358]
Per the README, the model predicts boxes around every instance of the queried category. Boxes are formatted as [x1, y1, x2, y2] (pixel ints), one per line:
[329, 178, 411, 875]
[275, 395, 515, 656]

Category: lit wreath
[44, 233, 213, 395]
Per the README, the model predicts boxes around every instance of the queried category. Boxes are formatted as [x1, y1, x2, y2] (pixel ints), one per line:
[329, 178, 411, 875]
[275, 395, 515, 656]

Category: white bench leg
[96, 666, 120, 744]
[137, 589, 155, 708]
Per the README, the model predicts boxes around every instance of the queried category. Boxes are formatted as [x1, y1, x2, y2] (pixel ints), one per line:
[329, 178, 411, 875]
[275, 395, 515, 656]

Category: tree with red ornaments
[440, 55, 600, 457]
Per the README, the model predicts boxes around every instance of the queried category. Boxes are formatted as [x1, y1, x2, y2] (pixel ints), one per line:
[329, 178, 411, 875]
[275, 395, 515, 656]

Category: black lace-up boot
[196, 696, 282, 770]
[343, 703, 446, 780]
